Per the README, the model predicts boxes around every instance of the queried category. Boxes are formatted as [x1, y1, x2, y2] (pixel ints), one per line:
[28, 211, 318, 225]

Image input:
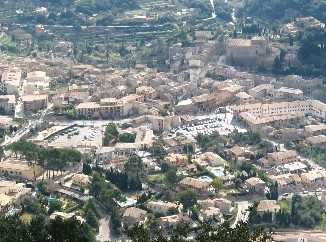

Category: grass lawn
[20, 212, 33, 224]
[148, 174, 165, 183]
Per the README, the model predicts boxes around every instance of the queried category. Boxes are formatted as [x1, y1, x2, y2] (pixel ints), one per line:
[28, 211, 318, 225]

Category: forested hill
[0, 0, 138, 11]
[240, 0, 326, 23]
[0, 0, 139, 26]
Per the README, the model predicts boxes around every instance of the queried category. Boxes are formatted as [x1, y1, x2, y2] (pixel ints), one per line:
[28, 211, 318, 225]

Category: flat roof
[0, 95, 15, 104]
[22, 95, 47, 102]
[177, 99, 193, 106]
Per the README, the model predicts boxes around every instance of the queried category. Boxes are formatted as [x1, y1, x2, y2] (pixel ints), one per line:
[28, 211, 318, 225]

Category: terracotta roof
[179, 177, 211, 189]
[257, 200, 280, 213]
[123, 207, 147, 219]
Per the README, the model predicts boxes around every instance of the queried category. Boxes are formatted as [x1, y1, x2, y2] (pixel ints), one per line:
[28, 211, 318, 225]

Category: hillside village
[0, 0, 325, 242]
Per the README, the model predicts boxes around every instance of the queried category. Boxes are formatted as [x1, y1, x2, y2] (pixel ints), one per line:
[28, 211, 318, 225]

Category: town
[0, 0, 325, 242]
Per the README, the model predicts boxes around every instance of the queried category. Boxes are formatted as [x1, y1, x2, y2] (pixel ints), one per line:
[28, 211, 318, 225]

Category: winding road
[232, 201, 251, 228]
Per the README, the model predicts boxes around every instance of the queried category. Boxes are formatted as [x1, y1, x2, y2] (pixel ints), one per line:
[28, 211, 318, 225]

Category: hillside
[240, 0, 326, 23]
[0, 0, 139, 26]
[0, 0, 224, 27]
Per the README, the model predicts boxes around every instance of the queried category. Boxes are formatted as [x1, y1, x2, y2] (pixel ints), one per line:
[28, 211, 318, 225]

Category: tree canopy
[128, 221, 271, 242]
[241, 0, 326, 23]
[0, 215, 94, 242]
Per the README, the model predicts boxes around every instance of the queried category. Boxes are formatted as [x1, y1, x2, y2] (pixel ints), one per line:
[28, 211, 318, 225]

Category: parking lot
[169, 111, 246, 138]
[48, 126, 103, 149]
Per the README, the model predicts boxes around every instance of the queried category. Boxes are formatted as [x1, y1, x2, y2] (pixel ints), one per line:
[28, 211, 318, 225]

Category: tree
[85, 210, 99, 229]
[0, 215, 95, 242]
[183, 143, 194, 155]
[164, 167, 179, 186]
[103, 123, 119, 145]
[48, 216, 95, 242]
[110, 205, 121, 234]
[266, 182, 278, 200]
[22, 196, 46, 215]
[84, 199, 100, 218]
[29, 215, 48, 242]
[128, 221, 271, 242]
[275, 200, 291, 227]
[212, 177, 223, 192]
[6, 141, 82, 179]
[176, 190, 197, 209]
[118, 133, 136, 143]
[291, 194, 322, 227]
[82, 163, 92, 175]
[48, 199, 62, 214]
[150, 142, 167, 160]
[0, 146, 4, 161]
[124, 155, 144, 180]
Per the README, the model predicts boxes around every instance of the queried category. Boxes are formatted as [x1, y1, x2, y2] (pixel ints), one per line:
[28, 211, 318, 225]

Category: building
[198, 198, 232, 214]
[310, 100, 326, 120]
[239, 112, 304, 131]
[146, 201, 180, 215]
[136, 86, 157, 100]
[231, 100, 326, 124]
[273, 87, 304, 101]
[281, 75, 322, 93]
[0, 181, 31, 213]
[269, 173, 302, 194]
[75, 102, 101, 118]
[122, 207, 148, 229]
[24, 71, 50, 94]
[1, 68, 22, 94]
[160, 214, 183, 233]
[279, 162, 307, 174]
[306, 135, 326, 146]
[150, 115, 181, 132]
[71, 174, 91, 189]
[50, 212, 85, 223]
[0, 95, 15, 115]
[248, 84, 274, 99]
[175, 90, 234, 114]
[228, 145, 248, 161]
[195, 152, 226, 168]
[200, 206, 223, 224]
[265, 150, 298, 167]
[26, 71, 48, 83]
[235, 92, 254, 104]
[304, 124, 326, 136]
[300, 170, 326, 189]
[245, 177, 266, 194]
[179, 177, 211, 194]
[225, 37, 272, 67]
[165, 153, 188, 167]
[96, 147, 115, 163]
[256, 200, 280, 221]
[75, 94, 146, 119]
[248, 85, 303, 101]
[23, 95, 48, 113]
[272, 128, 305, 142]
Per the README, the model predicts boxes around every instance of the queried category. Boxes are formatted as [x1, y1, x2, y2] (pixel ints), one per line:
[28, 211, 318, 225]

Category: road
[96, 217, 111, 242]
[274, 230, 326, 242]
[2, 103, 53, 147]
[232, 201, 251, 228]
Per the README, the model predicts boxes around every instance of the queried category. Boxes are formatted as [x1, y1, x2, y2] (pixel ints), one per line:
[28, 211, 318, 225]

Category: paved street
[232, 201, 251, 228]
[2, 104, 53, 147]
[96, 217, 111, 242]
